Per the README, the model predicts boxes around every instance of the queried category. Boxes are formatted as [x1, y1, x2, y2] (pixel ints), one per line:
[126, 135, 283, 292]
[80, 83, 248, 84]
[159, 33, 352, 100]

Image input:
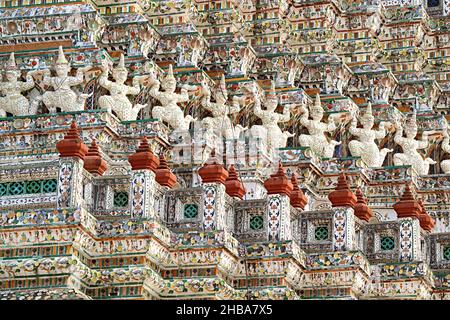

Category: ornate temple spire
[290, 173, 308, 210]
[128, 137, 160, 172]
[198, 149, 229, 184]
[328, 172, 357, 208]
[56, 121, 88, 160]
[224, 164, 246, 199]
[83, 139, 108, 176]
[354, 187, 373, 222]
[155, 153, 177, 188]
[263, 162, 293, 196]
[393, 183, 421, 219]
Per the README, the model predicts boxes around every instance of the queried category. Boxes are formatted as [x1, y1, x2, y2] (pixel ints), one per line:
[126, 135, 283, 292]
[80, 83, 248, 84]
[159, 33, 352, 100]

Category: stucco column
[56, 121, 88, 209]
[128, 137, 159, 219]
[264, 162, 293, 242]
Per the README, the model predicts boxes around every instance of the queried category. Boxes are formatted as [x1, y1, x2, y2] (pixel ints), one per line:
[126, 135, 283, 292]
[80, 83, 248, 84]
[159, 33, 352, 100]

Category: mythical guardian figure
[0, 53, 38, 117]
[440, 126, 450, 174]
[348, 102, 393, 167]
[149, 64, 196, 132]
[298, 94, 340, 158]
[99, 54, 147, 121]
[200, 75, 247, 140]
[393, 111, 436, 175]
[42, 46, 91, 113]
[249, 82, 294, 153]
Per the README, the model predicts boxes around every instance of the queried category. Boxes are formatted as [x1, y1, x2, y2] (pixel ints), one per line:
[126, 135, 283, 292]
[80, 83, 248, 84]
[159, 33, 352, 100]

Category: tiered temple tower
[1, 0, 450, 300]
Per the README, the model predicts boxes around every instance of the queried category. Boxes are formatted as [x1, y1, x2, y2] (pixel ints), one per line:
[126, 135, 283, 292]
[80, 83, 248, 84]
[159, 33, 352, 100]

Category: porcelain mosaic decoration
[0, 0, 449, 300]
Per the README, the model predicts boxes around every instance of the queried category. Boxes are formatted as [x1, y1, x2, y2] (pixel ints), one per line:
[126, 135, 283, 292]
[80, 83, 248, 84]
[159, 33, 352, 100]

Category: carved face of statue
[312, 109, 323, 121]
[55, 63, 69, 77]
[266, 97, 278, 112]
[162, 79, 176, 93]
[362, 117, 374, 130]
[405, 126, 418, 139]
[5, 70, 19, 82]
[113, 69, 128, 84]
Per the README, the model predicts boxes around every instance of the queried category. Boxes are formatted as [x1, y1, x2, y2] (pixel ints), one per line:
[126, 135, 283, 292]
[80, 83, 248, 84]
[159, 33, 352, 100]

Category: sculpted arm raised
[148, 79, 161, 100]
[375, 122, 388, 140]
[279, 104, 292, 123]
[99, 66, 112, 90]
[128, 77, 142, 95]
[21, 72, 35, 91]
[230, 95, 244, 114]
[200, 82, 213, 111]
[326, 116, 337, 132]
[299, 103, 310, 126]
[442, 129, 450, 153]
[178, 86, 190, 103]
[71, 67, 86, 86]
[417, 131, 430, 149]
[393, 119, 405, 145]
[42, 69, 52, 86]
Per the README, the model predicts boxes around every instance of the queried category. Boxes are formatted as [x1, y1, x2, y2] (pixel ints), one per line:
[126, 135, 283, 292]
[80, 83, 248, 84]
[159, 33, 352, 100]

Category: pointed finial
[166, 64, 174, 79]
[225, 164, 246, 199]
[128, 137, 160, 172]
[263, 161, 293, 196]
[393, 183, 421, 219]
[5, 52, 17, 70]
[366, 102, 372, 114]
[361, 102, 374, 121]
[84, 139, 108, 176]
[290, 173, 308, 210]
[56, 46, 69, 65]
[198, 149, 228, 184]
[155, 153, 177, 188]
[328, 171, 357, 208]
[354, 187, 373, 222]
[56, 121, 88, 160]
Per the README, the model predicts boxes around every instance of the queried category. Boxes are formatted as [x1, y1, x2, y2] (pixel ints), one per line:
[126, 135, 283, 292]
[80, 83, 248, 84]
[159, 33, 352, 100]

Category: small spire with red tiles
[83, 139, 108, 176]
[328, 172, 357, 208]
[354, 187, 373, 222]
[128, 137, 160, 172]
[225, 164, 246, 199]
[56, 121, 88, 160]
[155, 153, 177, 188]
[290, 173, 308, 210]
[198, 149, 229, 184]
[393, 183, 421, 219]
[264, 162, 293, 196]
[418, 199, 435, 232]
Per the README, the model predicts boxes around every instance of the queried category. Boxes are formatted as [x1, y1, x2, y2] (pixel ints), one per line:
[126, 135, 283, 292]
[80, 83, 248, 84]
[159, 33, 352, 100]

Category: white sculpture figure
[249, 82, 294, 153]
[98, 54, 147, 121]
[42, 46, 91, 113]
[440, 126, 450, 174]
[0, 52, 38, 117]
[393, 111, 436, 175]
[348, 102, 393, 167]
[298, 94, 341, 158]
[149, 64, 196, 131]
[200, 75, 247, 140]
